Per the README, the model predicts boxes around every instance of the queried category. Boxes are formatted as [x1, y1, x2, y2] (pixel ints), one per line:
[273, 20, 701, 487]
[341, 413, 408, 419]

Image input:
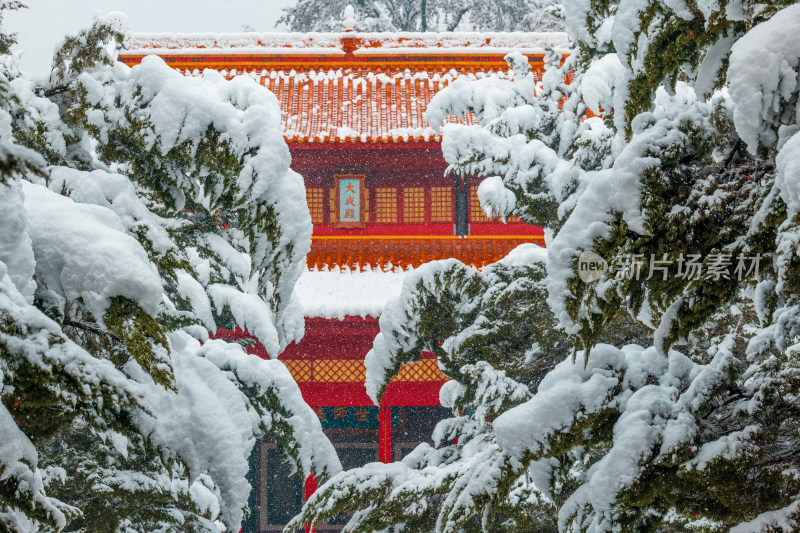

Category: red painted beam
[296, 381, 445, 407]
[289, 141, 443, 151]
[281, 317, 380, 361]
[311, 224, 456, 237]
[290, 145, 447, 173]
[464, 223, 545, 236]
[379, 406, 392, 463]
[311, 224, 544, 236]
[304, 475, 317, 533]
[382, 381, 446, 406]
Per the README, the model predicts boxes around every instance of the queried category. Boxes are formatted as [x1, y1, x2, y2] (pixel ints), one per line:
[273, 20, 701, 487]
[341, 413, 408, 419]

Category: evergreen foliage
[292, 1, 800, 531]
[0, 8, 339, 533]
[289, 247, 569, 532]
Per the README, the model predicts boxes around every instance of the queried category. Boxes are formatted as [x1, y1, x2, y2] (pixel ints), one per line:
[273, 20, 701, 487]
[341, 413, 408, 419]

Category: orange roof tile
[119, 31, 569, 144]
[265, 64, 519, 143]
[307, 235, 544, 270]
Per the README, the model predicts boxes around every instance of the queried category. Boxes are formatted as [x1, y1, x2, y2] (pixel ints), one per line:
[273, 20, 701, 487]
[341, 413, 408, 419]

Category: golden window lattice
[469, 185, 490, 223]
[403, 187, 425, 223]
[391, 359, 449, 382]
[430, 187, 453, 223]
[283, 360, 313, 382]
[376, 188, 397, 223]
[315, 359, 366, 382]
[470, 185, 521, 223]
[306, 188, 324, 224]
[282, 358, 448, 384]
[328, 188, 336, 223]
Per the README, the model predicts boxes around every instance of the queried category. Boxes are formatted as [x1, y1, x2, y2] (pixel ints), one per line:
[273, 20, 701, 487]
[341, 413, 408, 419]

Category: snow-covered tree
[288, 246, 571, 532]
[289, 249, 647, 532]
[291, 1, 800, 531]
[1, 8, 339, 532]
[278, 0, 564, 33]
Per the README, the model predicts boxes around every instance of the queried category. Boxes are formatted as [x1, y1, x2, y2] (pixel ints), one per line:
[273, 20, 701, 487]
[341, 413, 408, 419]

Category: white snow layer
[776, 130, 800, 220]
[728, 4, 800, 154]
[0, 175, 36, 302]
[477, 175, 516, 221]
[294, 268, 408, 319]
[21, 180, 163, 322]
[47, 166, 175, 256]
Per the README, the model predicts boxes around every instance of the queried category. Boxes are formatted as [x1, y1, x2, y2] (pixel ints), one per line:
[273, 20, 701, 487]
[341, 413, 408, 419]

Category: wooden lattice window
[470, 185, 522, 223]
[403, 187, 425, 223]
[430, 186, 453, 223]
[469, 185, 490, 223]
[328, 188, 336, 223]
[306, 187, 324, 223]
[376, 188, 397, 223]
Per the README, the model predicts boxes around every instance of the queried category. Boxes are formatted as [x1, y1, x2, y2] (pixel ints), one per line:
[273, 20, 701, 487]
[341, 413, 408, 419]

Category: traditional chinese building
[119, 24, 567, 533]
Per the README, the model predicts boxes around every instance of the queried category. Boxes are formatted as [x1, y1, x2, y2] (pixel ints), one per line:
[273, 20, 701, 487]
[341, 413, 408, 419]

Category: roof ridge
[118, 32, 561, 144]
[123, 30, 571, 55]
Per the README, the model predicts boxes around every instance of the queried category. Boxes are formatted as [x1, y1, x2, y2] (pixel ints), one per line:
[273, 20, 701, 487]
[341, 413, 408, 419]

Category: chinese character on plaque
[334, 406, 348, 421]
[352, 407, 372, 422]
[335, 174, 365, 228]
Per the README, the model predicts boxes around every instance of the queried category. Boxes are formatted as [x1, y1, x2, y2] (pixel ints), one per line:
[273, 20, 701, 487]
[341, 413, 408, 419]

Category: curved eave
[286, 140, 443, 149]
[117, 51, 552, 71]
[284, 136, 443, 146]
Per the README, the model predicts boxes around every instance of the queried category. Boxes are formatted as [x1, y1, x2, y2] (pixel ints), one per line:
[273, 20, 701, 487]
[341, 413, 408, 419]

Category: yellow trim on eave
[310, 235, 545, 240]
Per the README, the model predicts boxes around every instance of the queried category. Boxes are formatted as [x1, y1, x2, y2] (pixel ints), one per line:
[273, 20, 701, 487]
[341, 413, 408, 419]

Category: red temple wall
[217, 318, 447, 408]
[292, 143, 544, 239]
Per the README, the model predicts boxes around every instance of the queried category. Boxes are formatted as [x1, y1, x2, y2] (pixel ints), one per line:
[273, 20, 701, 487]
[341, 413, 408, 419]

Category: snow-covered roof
[294, 268, 407, 319]
[118, 31, 570, 144]
[295, 243, 548, 318]
[272, 65, 503, 143]
[123, 31, 570, 57]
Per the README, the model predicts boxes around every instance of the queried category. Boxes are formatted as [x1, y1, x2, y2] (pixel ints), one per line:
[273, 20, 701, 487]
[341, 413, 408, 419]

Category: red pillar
[305, 475, 317, 533]
[379, 406, 392, 463]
